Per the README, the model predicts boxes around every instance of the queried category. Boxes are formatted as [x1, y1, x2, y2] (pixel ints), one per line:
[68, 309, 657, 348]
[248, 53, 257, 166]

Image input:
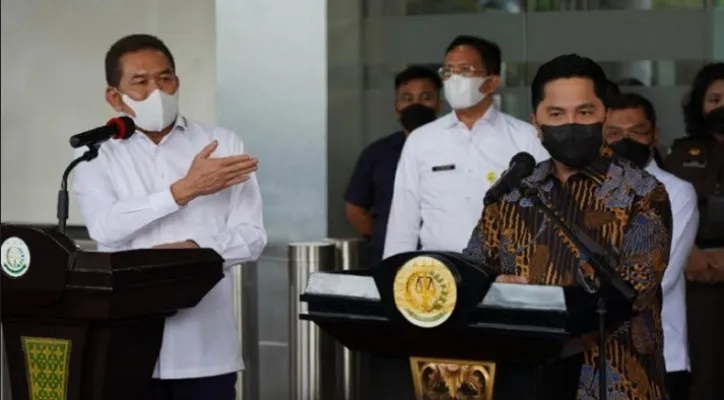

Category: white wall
[0, 0, 217, 225]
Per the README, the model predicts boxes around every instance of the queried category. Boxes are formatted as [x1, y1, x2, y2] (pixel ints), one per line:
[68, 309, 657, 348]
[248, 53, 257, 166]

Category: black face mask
[399, 104, 437, 132]
[704, 107, 724, 135]
[539, 123, 603, 169]
[610, 138, 652, 169]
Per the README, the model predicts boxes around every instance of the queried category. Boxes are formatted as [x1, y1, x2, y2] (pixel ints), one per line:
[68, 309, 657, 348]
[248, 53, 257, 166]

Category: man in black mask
[465, 54, 673, 398]
[605, 93, 698, 400]
[345, 66, 442, 265]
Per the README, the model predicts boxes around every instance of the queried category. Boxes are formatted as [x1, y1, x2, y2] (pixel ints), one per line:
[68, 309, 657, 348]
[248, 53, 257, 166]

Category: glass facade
[362, 0, 724, 148]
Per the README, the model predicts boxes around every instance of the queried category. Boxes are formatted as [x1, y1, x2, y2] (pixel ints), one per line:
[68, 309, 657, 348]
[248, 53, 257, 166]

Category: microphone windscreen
[106, 116, 136, 140]
[510, 152, 536, 176]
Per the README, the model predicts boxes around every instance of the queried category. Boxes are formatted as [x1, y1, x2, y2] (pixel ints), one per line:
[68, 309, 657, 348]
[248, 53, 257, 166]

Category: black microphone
[483, 152, 536, 206]
[69, 116, 135, 148]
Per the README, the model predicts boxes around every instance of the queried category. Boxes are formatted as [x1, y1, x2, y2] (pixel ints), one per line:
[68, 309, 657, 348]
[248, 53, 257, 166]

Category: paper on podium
[480, 283, 566, 312]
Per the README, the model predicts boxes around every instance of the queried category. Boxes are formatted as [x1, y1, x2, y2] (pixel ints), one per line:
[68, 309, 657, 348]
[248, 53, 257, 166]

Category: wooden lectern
[0, 224, 224, 400]
[299, 251, 633, 400]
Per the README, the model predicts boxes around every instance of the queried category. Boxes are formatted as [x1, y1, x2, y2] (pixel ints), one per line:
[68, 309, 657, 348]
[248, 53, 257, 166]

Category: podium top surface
[304, 272, 567, 312]
[1, 224, 224, 320]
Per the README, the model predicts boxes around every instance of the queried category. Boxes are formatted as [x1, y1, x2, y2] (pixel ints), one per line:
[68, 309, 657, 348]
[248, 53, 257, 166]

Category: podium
[299, 251, 633, 400]
[0, 224, 224, 400]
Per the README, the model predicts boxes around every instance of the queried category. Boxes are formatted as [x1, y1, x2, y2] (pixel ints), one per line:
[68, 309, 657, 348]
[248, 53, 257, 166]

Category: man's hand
[495, 274, 529, 284]
[706, 250, 724, 283]
[171, 140, 258, 206]
[152, 240, 199, 249]
[686, 247, 714, 283]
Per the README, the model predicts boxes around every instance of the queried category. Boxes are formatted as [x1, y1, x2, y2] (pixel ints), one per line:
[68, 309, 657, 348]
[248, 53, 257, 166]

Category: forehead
[605, 107, 650, 126]
[705, 79, 724, 95]
[397, 78, 437, 93]
[539, 77, 600, 107]
[444, 45, 482, 66]
[119, 49, 172, 76]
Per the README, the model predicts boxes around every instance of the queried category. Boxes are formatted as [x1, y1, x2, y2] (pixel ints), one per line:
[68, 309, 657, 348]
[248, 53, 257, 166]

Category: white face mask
[121, 89, 179, 132]
[444, 75, 487, 110]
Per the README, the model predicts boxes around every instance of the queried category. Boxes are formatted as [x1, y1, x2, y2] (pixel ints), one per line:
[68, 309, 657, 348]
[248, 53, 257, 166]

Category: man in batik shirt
[464, 54, 672, 400]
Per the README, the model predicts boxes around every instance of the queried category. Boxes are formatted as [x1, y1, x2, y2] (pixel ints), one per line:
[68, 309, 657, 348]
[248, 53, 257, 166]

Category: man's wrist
[171, 178, 195, 206]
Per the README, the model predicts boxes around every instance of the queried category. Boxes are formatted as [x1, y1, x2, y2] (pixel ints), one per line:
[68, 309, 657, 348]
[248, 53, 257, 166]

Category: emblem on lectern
[410, 357, 496, 400]
[1, 236, 31, 278]
[393, 256, 457, 328]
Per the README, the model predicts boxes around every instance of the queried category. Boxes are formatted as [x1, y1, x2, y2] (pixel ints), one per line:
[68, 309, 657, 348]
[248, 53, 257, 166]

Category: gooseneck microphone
[69, 116, 135, 148]
[483, 152, 536, 206]
[58, 117, 135, 233]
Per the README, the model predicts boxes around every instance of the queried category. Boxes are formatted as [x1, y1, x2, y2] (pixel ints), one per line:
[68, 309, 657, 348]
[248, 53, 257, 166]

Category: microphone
[69, 116, 135, 148]
[483, 152, 536, 206]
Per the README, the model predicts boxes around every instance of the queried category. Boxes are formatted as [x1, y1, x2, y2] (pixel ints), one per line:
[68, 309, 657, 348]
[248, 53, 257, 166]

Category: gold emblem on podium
[393, 256, 458, 328]
[410, 357, 496, 400]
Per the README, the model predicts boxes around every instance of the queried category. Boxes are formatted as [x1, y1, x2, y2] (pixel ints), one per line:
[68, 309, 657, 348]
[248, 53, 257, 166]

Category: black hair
[530, 54, 608, 111]
[394, 66, 443, 91]
[445, 35, 502, 75]
[682, 62, 724, 136]
[105, 34, 176, 87]
[608, 92, 657, 129]
[609, 92, 664, 168]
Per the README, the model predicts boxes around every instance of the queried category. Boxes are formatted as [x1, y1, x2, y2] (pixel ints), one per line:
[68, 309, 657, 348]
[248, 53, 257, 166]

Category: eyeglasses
[438, 65, 485, 79]
[603, 128, 653, 142]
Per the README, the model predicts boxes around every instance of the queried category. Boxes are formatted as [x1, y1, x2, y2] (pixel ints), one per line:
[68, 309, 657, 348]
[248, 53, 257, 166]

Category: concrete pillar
[215, 1, 366, 398]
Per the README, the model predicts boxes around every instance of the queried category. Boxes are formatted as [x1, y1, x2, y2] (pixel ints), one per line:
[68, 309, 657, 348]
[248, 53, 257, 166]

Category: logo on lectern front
[1, 236, 31, 278]
[393, 256, 457, 328]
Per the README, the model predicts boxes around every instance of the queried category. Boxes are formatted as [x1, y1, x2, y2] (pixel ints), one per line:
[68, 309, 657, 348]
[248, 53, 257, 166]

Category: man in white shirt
[383, 35, 549, 258]
[73, 34, 266, 400]
[604, 93, 698, 400]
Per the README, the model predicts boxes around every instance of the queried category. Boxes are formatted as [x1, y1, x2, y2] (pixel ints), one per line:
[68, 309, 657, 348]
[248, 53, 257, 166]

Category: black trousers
[666, 371, 691, 400]
[149, 372, 237, 400]
[686, 282, 724, 400]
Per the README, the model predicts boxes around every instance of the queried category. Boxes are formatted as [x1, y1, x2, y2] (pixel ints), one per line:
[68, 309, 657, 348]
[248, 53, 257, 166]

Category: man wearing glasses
[383, 35, 549, 259]
[604, 93, 699, 400]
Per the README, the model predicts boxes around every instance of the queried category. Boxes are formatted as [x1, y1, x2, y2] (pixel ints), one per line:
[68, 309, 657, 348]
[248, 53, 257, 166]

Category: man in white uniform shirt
[73, 34, 266, 400]
[604, 93, 698, 400]
[383, 35, 549, 258]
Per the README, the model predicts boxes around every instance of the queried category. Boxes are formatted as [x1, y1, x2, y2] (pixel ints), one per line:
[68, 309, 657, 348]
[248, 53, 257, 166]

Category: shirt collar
[644, 159, 661, 175]
[173, 115, 188, 133]
[444, 105, 501, 130]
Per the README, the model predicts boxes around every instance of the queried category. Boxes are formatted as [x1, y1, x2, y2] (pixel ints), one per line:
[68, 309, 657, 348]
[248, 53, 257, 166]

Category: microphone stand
[524, 190, 636, 400]
[57, 145, 99, 234]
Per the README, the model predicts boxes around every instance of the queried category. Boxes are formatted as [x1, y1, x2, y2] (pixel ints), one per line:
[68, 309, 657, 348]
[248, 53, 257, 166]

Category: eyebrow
[607, 122, 649, 129]
[130, 68, 173, 80]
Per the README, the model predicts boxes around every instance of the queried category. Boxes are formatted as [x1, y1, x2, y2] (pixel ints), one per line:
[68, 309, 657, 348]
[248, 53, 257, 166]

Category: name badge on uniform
[432, 164, 455, 172]
[682, 160, 707, 169]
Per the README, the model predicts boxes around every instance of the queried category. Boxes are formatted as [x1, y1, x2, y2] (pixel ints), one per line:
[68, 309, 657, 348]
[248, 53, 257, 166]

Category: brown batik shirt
[464, 148, 673, 400]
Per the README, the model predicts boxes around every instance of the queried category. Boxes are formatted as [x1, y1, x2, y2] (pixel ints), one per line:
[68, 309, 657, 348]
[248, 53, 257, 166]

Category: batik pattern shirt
[464, 149, 672, 400]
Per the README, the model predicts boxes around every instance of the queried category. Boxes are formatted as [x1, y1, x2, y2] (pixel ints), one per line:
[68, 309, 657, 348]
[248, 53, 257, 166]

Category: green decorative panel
[21, 337, 72, 400]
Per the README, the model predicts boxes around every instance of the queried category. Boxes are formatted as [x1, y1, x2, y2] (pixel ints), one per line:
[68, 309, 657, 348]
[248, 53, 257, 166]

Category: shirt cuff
[151, 188, 183, 214]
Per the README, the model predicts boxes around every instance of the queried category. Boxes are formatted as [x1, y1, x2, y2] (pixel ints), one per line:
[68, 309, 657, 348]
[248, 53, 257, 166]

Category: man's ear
[105, 87, 127, 114]
[482, 75, 501, 94]
[530, 112, 541, 138]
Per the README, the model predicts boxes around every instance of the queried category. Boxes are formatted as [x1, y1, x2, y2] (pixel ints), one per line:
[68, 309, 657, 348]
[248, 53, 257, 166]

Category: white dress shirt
[73, 116, 267, 379]
[383, 107, 550, 258]
[646, 161, 698, 373]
